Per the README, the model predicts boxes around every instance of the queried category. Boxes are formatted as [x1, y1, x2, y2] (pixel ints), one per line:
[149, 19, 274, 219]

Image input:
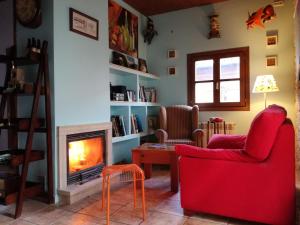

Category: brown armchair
[155, 105, 203, 147]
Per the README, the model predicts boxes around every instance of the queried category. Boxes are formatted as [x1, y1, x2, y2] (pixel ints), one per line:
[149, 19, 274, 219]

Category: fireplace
[67, 131, 105, 185]
[57, 123, 112, 205]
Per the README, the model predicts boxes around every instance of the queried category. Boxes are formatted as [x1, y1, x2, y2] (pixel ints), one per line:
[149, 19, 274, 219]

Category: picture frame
[167, 50, 177, 59]
[168, 67, 176, 75]
[266, 35, 277, 47]
[138, 58, 148, 73]
[69, 8, 99, 40]
[109, 0, 138, 57]
[266, 55, 278, 67]
[112, 51, 128, 67]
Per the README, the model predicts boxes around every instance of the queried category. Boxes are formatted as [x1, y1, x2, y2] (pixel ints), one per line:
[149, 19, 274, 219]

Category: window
[187, 47, 250, 111]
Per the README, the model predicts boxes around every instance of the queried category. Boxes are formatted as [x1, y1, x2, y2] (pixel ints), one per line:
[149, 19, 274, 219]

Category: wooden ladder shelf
[0, 41, 54, 218]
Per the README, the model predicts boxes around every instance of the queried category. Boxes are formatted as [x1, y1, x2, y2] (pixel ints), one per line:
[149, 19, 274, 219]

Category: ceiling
[123, 0, 228, 16]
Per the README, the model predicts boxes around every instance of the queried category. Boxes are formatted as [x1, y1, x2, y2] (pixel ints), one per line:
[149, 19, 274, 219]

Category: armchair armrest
[155, 129, 168, 143]
[175, 144, 256, 163]
[192, 129, 204, 147]
[207, 134, 247, 149]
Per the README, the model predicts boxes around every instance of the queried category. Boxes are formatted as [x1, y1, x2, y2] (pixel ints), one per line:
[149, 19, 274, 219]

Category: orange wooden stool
[101, 164, 146, 225]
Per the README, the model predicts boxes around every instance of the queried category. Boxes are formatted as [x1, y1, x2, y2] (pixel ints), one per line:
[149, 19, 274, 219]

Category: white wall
[147, 0, 296, 134]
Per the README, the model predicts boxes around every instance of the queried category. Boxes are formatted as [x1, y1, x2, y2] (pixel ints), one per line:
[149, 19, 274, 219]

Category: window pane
[220, 57, 240, 79]
[220, 81, 240, 102]
[195, 60, 213, 81]
[195, 82, 213, 103]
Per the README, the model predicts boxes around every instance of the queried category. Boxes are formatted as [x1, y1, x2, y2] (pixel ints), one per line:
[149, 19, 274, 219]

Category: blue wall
[147, 0, 296, 134]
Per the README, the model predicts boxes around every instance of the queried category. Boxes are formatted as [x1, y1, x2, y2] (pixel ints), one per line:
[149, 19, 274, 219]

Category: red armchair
[176, 105, 295, 225]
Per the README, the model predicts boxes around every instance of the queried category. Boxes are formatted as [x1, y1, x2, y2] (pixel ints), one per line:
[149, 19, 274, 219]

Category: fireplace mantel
[57, 122, 112, 204]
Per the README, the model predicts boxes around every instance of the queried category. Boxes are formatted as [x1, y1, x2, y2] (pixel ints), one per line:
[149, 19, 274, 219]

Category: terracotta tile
[140, 211, 186, 225]
[22, 206, 73, 225]
[190, 213, 229, 224]
[126, 198, 161, 212]
[4, 200, 49, 219]
[78, 200, 123, 219]
[184, 217, 227, 225]
[109, 205, 144, 225]
[50, 213, 100, 225]
[61, 196, 98, 213]
[0, 213, 15, 225]
[6, 219, 36, 225]
[154, 199, 184, 216]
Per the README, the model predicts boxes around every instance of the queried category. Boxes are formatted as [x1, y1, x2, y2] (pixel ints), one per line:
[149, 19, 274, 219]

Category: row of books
[111, 115, 126, 137]
[139, 86, 157, 103]
[111, 114, 144, 137]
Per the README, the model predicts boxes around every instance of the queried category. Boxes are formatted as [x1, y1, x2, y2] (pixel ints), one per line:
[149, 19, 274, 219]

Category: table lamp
[252, 75, 279, 108]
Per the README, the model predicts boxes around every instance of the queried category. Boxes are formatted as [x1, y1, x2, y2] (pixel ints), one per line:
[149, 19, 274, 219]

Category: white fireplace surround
[57, 122, 112, 205]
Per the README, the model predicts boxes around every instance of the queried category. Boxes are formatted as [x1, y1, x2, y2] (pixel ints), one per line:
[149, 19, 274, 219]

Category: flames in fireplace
[68, 138, 103, 173]
[67, 131, 105, 185]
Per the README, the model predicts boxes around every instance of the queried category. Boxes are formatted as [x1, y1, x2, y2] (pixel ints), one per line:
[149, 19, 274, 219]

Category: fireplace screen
[67, 131, 105, 185]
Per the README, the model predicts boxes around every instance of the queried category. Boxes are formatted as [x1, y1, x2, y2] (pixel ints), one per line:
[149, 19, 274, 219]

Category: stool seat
[101, 164, 146, 225]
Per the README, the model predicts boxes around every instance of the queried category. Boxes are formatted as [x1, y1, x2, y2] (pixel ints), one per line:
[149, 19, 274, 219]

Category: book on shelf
[139, 85, 157, 102]
[131, 114, 143, 134]
[126, 90, 136, 102]
[111, 115, 127, 137]
[144, 87, 157, 102]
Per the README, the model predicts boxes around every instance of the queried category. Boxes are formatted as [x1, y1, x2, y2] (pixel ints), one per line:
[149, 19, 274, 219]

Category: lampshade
[252, 75, 279, 93]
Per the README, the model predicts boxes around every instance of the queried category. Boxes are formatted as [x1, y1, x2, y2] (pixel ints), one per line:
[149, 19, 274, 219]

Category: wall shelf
[109, 63, 159, 80]
[110, 101, 160, 107]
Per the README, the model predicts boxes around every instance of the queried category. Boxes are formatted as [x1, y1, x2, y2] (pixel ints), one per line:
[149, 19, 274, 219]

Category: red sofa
[176, 105, 295, 225]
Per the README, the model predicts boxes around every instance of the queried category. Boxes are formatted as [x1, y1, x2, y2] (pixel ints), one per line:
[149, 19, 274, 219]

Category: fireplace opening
[67, 131, 105, 185]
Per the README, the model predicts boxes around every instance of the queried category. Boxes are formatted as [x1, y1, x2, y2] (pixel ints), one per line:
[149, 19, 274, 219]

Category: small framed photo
[266, 35, 278, 47]
[266, 55, 278, 67]
[168, 67, 176, 75]
[69, 8, 99, 40]
[167, 50, 177, 59]
[138, 58, 148, 73]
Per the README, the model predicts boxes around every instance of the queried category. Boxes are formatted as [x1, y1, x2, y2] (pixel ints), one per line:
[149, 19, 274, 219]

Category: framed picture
[266, 55, 277, 67]
[167, 50, 177, 59]
[168, 67, 176, 75]
[112, 51, 128, 67]
[69, 8, 99, 40]
[266, 35, 277, 47]
[108, 0, 138, 57]
[138, 58, 148, 73]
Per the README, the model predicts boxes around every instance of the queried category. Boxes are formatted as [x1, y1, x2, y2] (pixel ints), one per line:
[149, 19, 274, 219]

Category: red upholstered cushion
[207, 134, 247, 149]
[244, 105, 286, 160]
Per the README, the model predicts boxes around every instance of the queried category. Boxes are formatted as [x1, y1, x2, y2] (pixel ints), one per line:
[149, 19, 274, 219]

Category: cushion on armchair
[244, 105, 286, 161]
[207, 134, 247, 149]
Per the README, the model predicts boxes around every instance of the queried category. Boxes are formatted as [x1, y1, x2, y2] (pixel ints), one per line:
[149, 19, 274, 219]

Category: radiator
[200, 121, 236, 147]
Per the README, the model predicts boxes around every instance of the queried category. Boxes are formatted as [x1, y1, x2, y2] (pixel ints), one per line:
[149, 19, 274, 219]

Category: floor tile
[22, 206, 73, 225]
[6, 219, 36, 225]
[154, 199, 184, 216]
[4, 200, 49, 219]
[109, 204, 144, 225]
[184, 217, 227, 225]
[140, 211, 186, 225]
[78, 200, 123, 219]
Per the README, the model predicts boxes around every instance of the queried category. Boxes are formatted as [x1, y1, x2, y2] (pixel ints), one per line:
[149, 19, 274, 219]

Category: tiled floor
[0, 169, 298, 225]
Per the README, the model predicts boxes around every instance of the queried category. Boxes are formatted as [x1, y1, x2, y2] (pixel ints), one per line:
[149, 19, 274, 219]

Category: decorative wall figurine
[208, 14, 220, 39]
[246, 4, 276, 29]
[143, 17, 158, 45]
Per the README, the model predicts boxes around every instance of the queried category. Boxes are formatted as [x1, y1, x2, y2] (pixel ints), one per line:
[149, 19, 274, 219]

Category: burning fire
[68, 138, 103, 173]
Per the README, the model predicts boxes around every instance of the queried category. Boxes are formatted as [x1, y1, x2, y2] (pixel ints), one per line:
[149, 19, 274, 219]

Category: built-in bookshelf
[109, 63, 160, 144]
